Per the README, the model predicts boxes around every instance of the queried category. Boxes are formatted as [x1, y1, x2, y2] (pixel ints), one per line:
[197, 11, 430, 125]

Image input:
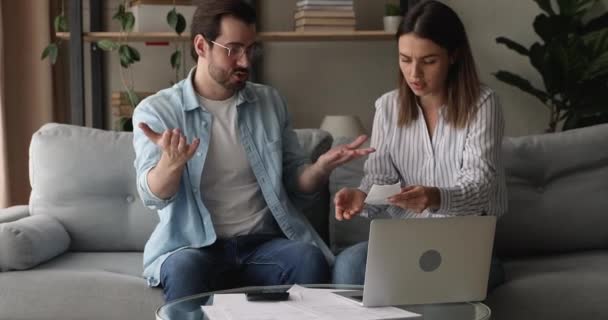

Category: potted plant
[494, 0, 608, 132]
[383, 3, 402, 34]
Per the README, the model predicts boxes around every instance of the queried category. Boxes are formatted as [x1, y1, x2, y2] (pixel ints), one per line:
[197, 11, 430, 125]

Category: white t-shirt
[198, 94, 273, 238]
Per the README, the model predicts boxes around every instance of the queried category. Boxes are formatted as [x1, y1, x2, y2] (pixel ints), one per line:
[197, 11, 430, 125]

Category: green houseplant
[41, 2, 68, 64]
[42, 1, 190, 131]
[96, 2, 142, 131]
[383, 3, 402, 33]
[494, 0, 608, 132]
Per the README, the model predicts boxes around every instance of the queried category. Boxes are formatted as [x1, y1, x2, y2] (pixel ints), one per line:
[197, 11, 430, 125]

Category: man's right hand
[138, 122, 201, 200]
[139, 123, 200, 169]
[334, 188, 366, 221]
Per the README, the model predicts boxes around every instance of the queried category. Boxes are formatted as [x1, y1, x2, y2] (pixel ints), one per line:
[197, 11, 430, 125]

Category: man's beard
[208, 62, 249, 91]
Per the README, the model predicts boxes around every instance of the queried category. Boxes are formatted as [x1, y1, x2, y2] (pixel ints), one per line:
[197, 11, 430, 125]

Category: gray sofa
[0, 123, 332, 320]
[329, 123, 608, 320]
[1, 122, 607, 320]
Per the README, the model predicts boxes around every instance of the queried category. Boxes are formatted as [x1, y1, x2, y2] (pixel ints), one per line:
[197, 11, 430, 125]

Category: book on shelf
[295, 17, 355, 27]
[295, 25, 355, 32]
[129, 0, 192, 5]
[297, 5, 354, 11]
[296, 0, 353, 7]
[294, 10, 355, 19]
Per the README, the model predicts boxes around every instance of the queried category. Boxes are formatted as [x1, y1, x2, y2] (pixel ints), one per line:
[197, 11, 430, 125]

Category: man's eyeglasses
[210, 40, 262, 61]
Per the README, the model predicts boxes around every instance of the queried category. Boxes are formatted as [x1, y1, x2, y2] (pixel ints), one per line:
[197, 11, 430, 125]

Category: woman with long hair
[332, 0, 507, 291]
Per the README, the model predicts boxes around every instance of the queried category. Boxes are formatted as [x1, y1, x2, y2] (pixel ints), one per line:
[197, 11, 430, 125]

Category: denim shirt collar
[182, 67, 257, 112]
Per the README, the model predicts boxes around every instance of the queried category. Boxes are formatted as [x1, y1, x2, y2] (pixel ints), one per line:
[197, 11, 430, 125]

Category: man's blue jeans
[332, 241, 505, 292]
[160, 235, 330, 302]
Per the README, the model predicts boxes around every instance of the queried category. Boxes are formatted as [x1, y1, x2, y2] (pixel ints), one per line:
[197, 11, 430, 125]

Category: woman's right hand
[334, 188, 367, 221]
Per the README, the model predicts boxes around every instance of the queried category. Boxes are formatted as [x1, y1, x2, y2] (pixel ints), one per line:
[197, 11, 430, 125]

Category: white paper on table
[200, 305, 230, 320]
[364, 183, 401, 205]
[286, 285, 420, 320]
[202, 286, 420, 320]
[206, 293, 318, 320]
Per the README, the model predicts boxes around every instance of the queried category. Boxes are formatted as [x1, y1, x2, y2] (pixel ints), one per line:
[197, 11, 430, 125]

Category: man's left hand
[316, 135, 375, 174]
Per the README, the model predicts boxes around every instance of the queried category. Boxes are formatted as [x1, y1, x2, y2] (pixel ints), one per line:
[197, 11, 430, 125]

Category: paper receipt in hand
[364, 182, 401, 205]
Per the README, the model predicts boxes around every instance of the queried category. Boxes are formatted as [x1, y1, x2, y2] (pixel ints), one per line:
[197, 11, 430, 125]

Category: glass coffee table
[156, 284, 491, 320]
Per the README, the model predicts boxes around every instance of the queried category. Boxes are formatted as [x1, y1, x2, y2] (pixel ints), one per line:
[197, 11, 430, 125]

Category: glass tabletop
[156, 284, 491, 320]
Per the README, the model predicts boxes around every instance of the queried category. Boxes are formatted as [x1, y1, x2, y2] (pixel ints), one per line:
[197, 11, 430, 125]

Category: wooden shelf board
[56, 31, 394, 42]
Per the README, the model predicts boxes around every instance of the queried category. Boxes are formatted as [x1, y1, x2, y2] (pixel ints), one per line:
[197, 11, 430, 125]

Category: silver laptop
[335, 215, 496, 307]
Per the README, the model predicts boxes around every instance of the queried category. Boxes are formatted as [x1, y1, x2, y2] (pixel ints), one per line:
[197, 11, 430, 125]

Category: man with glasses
[132, 0, 374, 302]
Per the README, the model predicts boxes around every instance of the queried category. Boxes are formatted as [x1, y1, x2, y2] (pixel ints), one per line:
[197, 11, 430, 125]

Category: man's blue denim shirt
[133, 69, 334, 287]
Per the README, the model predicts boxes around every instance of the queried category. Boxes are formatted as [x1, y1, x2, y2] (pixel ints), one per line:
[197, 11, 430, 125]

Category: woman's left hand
[387, 185, 441, 213]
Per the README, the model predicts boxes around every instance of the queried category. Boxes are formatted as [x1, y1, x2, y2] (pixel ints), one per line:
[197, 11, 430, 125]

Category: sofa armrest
[0, 214, 71, 272]
[0, 205, 30, 223]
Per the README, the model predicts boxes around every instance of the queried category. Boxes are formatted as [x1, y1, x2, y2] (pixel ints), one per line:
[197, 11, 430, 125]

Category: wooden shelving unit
[64, 0, 400, 129]
[56, 30, 394, 42]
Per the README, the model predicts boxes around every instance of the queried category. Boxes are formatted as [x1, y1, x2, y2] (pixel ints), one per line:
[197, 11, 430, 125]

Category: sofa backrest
[29, 124, 157, 251]
[496, 123, 608, 257]
[28, 123, 332, 252]
[328, 124, 608, 256]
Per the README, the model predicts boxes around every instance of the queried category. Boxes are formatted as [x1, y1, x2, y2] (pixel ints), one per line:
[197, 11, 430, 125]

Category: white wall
[84, 0, 607, 136]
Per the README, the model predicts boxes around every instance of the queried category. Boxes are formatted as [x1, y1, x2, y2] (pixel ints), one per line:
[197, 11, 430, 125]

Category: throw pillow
[0, 215, 70, 271]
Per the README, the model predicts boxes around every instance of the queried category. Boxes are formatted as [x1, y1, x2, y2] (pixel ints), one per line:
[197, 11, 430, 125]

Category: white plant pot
[383, 16, 403, 34]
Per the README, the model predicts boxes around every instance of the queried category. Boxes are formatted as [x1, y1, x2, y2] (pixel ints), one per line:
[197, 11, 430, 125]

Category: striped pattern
[360, 86, 507, 219]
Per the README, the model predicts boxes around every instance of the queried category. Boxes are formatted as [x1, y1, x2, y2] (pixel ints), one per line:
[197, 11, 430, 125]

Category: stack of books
[294, 0, 356, 32]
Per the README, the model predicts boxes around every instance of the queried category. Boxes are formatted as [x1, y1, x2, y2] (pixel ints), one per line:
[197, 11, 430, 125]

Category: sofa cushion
[485, 251, 608, 320]
[0, 268, 162, 320]
[328, 136, 371, 253]
[0, 215, 70, 271]
[496, 124, 608, 257]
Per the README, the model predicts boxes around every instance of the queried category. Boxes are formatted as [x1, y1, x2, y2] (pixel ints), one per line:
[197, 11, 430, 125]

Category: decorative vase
[383, 16, 402, 34]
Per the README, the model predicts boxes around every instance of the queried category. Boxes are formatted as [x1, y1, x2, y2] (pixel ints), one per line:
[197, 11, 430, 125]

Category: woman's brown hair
[396, 0, 480, 128]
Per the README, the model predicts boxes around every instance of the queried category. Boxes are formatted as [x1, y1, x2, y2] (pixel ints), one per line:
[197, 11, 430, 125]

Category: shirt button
[193, 187, 198, 192]
[196, 152, 202, 157]
[126, 195, 135, 203]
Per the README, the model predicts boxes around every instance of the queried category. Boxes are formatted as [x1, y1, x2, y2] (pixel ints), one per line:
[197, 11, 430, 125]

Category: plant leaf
[583, 51, 608, 80]
[123, 12, 135, 32]
[532, 0, 555, 15]
[119, 45, 133, 67]
[171, 50, 182, 69]
[41, 43, 59, 64]
[97, 39, 119, 51]
[176, 14, 186, 34]
[494, 70, 549, 104]
[496, 37, 529, 56]
[127, 45, 140, 62]
[583, 12, 608, 34]
[528, 43, 547, 78]
[583, 29, 608, 59]
[54, 15, 68, 32]
[167, 8, 178, 30]
[533, 14, 578, 43]
[557, 0, 596, 16]
[112, 4, 125, 21]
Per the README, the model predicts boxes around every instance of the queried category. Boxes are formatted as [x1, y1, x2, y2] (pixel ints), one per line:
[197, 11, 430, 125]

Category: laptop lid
[362, 216, 496, 307]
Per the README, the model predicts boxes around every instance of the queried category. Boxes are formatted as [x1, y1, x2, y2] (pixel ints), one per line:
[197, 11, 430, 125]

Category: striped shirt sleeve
[435, 91, 505, 216]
